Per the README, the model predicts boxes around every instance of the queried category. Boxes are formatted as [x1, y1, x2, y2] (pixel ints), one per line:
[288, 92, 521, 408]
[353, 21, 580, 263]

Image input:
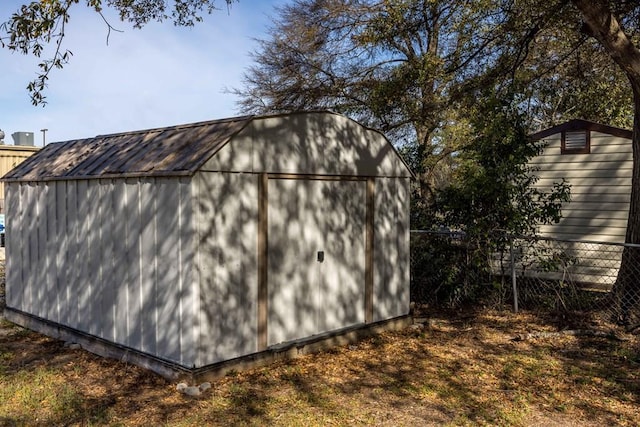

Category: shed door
[267, 178, 366, 346]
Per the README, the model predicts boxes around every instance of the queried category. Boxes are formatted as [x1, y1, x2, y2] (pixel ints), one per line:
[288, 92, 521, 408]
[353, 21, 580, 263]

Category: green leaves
[435, 94, 571, 239]
[0, 1, 78, 105]
[0, 0, 236, 105]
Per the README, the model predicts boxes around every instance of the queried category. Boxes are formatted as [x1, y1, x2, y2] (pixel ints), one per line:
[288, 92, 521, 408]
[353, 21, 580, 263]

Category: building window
[561, 130, 590, 154]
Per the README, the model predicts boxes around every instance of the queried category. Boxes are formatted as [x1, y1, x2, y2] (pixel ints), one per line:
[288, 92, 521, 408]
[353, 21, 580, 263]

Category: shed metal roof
[3, 111, 414, 182]
[2, 115, 253, 182]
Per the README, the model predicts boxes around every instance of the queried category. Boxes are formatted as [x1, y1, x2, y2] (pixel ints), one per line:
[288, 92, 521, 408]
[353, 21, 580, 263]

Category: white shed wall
[267, 178, 366, 346]
[532, 131, 632, 242]
[203, 113, 410, 178]
[5, 177, 198, 366]
[194, 171, 259, 366]
[4, 112, 412, 371]
[373, 177, 411, 321]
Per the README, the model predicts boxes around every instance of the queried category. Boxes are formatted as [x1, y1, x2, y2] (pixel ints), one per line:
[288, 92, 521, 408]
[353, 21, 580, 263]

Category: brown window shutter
[561, 130, 590, 154]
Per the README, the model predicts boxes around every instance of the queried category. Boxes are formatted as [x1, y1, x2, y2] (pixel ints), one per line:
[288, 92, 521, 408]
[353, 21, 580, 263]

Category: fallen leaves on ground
[0, 310, 638, 426]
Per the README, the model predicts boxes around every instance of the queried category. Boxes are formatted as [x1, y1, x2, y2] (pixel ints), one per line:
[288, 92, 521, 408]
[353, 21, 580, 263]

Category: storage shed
[2, 111, 412, 377]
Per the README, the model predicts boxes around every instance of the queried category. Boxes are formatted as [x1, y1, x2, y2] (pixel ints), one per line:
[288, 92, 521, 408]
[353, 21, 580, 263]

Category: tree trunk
[615, 81, 640, 327]
[571, 0, 640, 326]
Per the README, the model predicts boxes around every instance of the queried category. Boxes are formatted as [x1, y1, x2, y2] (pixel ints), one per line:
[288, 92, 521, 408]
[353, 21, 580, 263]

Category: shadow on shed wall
[5, 113, 410, 369]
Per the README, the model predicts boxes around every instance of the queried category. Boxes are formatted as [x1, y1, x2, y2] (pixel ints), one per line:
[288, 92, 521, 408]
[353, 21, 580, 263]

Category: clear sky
[0, 0, 285, 145]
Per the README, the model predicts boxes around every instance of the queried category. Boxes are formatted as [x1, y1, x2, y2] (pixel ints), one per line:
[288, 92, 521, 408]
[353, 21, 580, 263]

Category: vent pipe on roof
[12, 131, 35, 146]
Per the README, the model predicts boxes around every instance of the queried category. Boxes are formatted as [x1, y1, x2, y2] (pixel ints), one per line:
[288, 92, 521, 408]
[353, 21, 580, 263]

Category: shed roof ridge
[95, 114, 256, 139]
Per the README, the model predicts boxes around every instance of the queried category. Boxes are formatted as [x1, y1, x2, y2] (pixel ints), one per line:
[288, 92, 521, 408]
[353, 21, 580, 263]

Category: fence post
[510, 236, 519, 313]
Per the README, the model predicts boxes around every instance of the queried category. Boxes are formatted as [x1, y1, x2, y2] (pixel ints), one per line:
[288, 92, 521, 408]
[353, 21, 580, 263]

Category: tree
[416, 93, 570, 306]
[447, 0, 633, 131]
[0, 0, 236, 105]
[450, 0, 640, 323]
[436, 95, 570, 238]
[234, 0, 553, 202]
[515, 27, 633, 130]
[235, 1, 629, 195]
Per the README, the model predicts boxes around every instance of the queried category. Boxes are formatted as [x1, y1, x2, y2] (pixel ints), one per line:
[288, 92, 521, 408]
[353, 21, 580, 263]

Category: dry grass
[0, 310, 639, 426]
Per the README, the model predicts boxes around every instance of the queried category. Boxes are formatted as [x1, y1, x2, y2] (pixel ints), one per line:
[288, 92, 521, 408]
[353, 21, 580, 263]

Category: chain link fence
[411, 230, 640, 325]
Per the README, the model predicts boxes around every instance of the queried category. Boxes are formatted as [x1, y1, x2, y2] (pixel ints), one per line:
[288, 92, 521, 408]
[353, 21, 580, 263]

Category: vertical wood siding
[194, 171, 259, 366]
[373, 177, 411, 321]
[267, 178, 366, 346]
[5, 184, 19, 309]
[4, 177, 197, 366]
[66, 180, 79, 328]
[27, 184, 38, 315]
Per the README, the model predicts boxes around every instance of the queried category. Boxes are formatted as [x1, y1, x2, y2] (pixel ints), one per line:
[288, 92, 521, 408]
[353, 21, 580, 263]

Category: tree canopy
[236, 1, 546, 145]
[236, 0, 634, 133]
[233, 0, 633, 202]
[236, 0, 640, 324]
[0, 0, 236, 105]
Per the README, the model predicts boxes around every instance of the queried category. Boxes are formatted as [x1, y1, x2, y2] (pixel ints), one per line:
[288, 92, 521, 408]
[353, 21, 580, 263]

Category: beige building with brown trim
[530, 119, 633, 243]
[529, 120, 633, 286]
[0, 144, 40, 212]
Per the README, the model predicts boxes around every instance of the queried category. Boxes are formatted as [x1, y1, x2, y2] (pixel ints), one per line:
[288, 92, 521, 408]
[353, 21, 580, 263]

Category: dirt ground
[1, 306, 639, 426]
